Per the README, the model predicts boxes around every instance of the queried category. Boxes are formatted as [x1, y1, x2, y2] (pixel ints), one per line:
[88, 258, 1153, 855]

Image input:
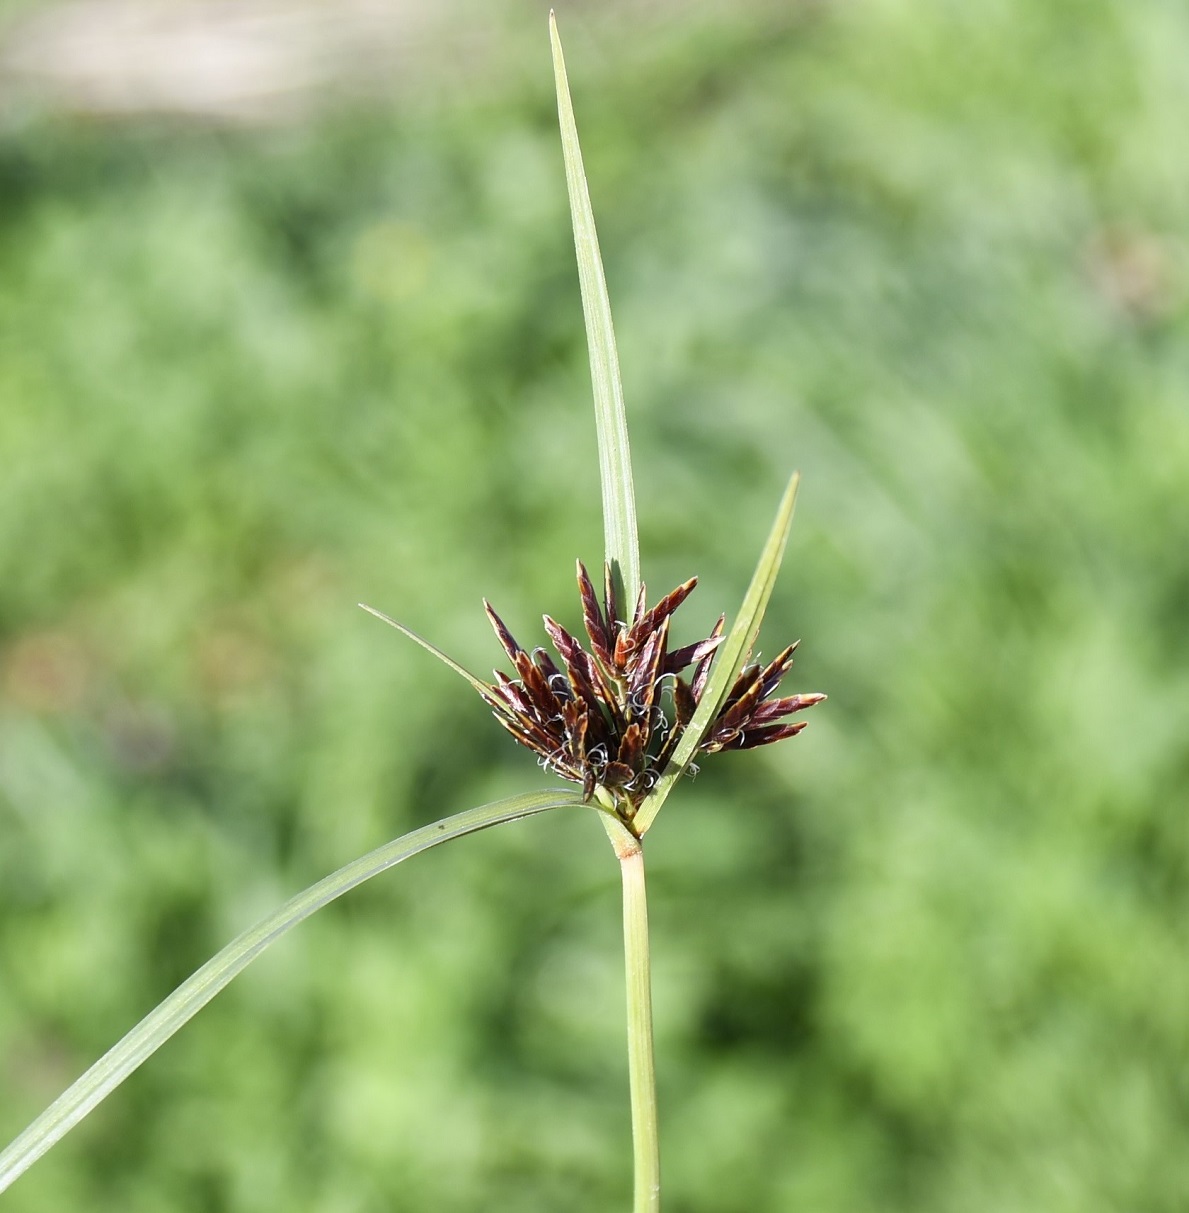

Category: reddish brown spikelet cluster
[478, 561, 824, 816]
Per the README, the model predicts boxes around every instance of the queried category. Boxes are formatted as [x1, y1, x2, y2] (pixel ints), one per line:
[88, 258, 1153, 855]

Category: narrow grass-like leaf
[550, 11, 640, 608]
[0, 789, 587, 1195]
[360, 602, 490, 697]
[633, 472, 800, 835]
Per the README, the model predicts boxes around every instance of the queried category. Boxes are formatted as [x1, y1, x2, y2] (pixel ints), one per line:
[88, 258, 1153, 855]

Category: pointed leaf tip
[360, 602, 491, 698]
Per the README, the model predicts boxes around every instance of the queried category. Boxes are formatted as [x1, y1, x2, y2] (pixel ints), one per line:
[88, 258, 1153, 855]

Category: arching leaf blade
[0, 789, 588, 1194]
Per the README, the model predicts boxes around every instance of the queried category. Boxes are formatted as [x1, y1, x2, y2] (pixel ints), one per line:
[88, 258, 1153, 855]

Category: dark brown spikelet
[631, 578, 696, 652]
[483, 600, 524, 664]
[702, 645, 823, 754]
[576, 560, 614, 669]
[476, 562, 824, 825]
[543, 615, 601, 718]
[691, 615, 725, 700]
[603, 564, 621, 649]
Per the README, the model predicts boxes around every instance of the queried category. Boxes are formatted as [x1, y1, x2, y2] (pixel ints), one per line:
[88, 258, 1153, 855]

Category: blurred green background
[2, 0, 1188, 1209]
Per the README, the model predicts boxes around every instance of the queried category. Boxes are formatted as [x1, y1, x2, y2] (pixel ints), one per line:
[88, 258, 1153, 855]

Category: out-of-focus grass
[2, 3, 1188, 1210]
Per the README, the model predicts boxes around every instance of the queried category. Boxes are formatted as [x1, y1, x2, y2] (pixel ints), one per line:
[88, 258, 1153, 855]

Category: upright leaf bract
[633, 472, 801, 836]
[550, 11, 641, 611]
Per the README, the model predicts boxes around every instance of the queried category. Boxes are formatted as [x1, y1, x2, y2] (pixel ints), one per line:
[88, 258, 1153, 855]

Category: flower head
[477, 561, 824, 821]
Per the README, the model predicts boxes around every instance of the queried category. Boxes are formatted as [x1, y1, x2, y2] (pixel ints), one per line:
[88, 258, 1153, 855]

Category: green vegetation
[2, 3, 1188, 1210]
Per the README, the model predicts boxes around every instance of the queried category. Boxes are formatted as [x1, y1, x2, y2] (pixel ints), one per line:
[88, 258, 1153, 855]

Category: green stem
[609, 821, 660, 1212]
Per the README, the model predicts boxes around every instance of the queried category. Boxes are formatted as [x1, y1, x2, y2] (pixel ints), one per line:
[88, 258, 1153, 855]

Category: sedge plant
[0, 15, 824, 1211]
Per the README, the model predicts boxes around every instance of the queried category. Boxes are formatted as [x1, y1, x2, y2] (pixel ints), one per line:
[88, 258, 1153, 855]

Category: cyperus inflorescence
[479, 561, 824, 823]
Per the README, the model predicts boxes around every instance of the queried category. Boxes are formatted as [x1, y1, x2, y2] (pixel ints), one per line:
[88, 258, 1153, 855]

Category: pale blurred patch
[0, 0, 795, 124]
[0, 0, 450, 123]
